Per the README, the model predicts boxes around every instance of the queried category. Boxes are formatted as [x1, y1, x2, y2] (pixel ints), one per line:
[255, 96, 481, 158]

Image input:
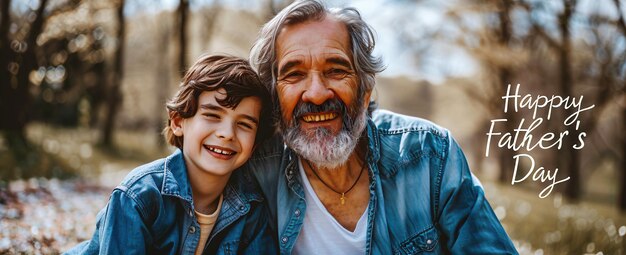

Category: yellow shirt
[193, 194, 223, 255]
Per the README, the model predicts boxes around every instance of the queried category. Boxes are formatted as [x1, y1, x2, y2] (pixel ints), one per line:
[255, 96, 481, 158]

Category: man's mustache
[293, 98, 347, 120]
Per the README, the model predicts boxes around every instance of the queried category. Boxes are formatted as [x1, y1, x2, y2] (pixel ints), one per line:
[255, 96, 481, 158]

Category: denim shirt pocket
[399, 226, 440, 254]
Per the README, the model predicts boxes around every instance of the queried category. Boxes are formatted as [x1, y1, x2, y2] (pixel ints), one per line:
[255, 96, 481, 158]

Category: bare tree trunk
[558, 0, 581, 200]
[200, 1, 222, 50]
[155, 23, 170, 149]
[0, 0, 12, 131]
[102, 0, 125, 147]
[612, 0, 626, 211]
[177, 0, 189, 75]
[618, 99, 626, 209]
[496, 0, 517, 183]
[1, 0, 48, 164]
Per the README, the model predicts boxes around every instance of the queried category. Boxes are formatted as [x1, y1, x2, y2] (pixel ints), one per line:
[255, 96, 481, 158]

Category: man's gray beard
[282, 108, 368, 170]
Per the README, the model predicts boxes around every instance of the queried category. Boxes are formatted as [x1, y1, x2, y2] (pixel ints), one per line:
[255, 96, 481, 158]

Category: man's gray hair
[249, 0, 385, 112]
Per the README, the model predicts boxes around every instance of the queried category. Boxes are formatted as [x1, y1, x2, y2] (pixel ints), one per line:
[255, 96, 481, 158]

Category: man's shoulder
[371, 109, 452, 169]
[372, 109, 449, 141]
[227, 168, 265, 204]
[250, 134, 285, 160]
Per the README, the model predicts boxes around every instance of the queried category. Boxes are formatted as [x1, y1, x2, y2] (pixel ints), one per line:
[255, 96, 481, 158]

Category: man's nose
[302, 72, 333, 105]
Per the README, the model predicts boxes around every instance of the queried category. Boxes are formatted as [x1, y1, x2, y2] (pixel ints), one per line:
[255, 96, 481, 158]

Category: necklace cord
[304, 152, 368, 196]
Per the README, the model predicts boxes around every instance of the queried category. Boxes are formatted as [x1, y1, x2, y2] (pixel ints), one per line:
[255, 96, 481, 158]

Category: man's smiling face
[275, 16, 370, 168]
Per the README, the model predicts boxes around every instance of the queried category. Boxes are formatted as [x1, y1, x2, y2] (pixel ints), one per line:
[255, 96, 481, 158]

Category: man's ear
[362, 90, 372, 109]
[170, 112, 184, 137]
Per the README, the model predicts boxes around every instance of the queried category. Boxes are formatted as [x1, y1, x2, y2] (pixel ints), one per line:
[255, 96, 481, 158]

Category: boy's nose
[215, 124, 235, 141]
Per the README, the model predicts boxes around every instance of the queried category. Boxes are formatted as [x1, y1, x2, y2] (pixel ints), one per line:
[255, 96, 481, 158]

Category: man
[247, 0, 518, 254]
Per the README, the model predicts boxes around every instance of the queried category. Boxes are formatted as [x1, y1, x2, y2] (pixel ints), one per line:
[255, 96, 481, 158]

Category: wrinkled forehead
[275, 16, 352, 62]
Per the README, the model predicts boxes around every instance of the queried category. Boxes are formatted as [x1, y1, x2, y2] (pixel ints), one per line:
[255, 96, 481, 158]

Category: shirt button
[189, 226, 196, 233]
[188, 209, 193, 217]
[294, 209, 300, 216]
[239, 206, 245, 211]
[288, 170, 293, 175]
[281, 237, 288, 243]
[426, 239, 432, 245]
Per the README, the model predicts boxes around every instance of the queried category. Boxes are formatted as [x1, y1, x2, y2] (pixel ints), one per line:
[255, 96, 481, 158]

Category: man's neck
[299, 147, 370, 231]
[304, 153, 364, 189]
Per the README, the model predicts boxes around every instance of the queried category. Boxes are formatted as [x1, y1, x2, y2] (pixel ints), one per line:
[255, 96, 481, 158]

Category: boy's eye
[238, 121, 256, 130]
[203, 113, 220, 119]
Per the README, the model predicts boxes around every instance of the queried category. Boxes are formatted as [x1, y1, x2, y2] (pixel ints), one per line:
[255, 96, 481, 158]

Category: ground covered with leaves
[0, 178, 110, 254]
[1, 124, 625, 254]
[2, 177, 626, 254]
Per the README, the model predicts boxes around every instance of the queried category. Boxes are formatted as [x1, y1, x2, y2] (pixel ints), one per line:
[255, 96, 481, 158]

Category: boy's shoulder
[118, 157, 167, 192]
[115, 150, 190, 203]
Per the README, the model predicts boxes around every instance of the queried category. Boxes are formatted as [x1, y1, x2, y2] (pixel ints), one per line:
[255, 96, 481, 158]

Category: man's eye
[281, 72, 305, 81]
[326, 69, 348, 78]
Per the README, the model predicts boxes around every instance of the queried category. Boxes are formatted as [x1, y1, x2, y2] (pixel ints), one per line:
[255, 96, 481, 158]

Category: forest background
[0, 0, 625, 254]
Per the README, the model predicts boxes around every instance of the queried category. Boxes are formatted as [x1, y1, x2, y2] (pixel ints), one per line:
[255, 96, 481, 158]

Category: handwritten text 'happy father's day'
[485, 84, 595, 198]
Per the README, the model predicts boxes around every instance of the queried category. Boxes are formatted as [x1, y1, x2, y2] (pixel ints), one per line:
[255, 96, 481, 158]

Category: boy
[66, 55, 276, 254]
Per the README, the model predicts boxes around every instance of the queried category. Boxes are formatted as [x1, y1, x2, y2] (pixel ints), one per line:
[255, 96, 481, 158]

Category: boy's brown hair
[163, 54, 273, 148]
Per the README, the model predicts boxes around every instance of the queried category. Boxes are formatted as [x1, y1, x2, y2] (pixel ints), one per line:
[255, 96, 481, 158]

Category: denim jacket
[65, 149, 277, 255]
[247, 109, 518, 255]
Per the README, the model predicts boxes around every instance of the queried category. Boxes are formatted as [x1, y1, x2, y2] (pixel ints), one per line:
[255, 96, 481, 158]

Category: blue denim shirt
[65, 149, 277, 255]
[247, 109, 518, 255]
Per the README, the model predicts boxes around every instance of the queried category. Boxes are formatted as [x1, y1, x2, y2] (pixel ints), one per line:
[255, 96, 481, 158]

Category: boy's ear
[170, 112, 184, 137]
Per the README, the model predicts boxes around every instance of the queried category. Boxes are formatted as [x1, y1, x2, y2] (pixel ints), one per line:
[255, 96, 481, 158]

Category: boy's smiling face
[171, 89, 261, 177]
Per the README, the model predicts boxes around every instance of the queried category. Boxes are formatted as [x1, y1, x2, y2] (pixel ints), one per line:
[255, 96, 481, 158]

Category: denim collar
[366, 118, 381, 164]
[160, 149, 263, 207]
[161, 149, 194, 203]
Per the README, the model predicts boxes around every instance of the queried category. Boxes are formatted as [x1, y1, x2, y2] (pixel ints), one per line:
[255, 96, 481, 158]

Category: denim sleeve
[65, 188, 153, 254]
[245, 135, 284, 230]
[241, 202, 278, 254]
[436, 134, 518, 254]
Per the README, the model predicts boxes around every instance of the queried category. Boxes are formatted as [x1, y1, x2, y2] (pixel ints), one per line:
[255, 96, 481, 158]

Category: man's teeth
[207, 146, 234, 155]
[302, 113, 338, 122]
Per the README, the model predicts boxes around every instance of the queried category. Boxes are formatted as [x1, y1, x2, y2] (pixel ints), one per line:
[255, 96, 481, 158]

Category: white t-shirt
[293, 159, 368, 255]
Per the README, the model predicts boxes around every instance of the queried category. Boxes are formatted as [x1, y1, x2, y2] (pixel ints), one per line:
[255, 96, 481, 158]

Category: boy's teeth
[207, 146, 233, 155]
[303, 113, 337, 122]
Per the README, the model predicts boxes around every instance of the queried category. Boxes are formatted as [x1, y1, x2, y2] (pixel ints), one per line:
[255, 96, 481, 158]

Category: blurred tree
[531, 0, 581, 200]
[198, 0, 222, 50]
[34, 31, 107, 127]
[611, 0, 626, 211]
[0, 0, 84, 158]
[0, 0, 12, 137]
[493, 0, 518, 184]
[155, 19, 171, 149]
[102, 0, 126, 147]
[444, 0, 522, 182]
[177, 0, 189, 75]
[0, 0, 48, 161]
[265, 0, 294, 21]
[441, 0, 624, 202]
[522, 0, 624, 201]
